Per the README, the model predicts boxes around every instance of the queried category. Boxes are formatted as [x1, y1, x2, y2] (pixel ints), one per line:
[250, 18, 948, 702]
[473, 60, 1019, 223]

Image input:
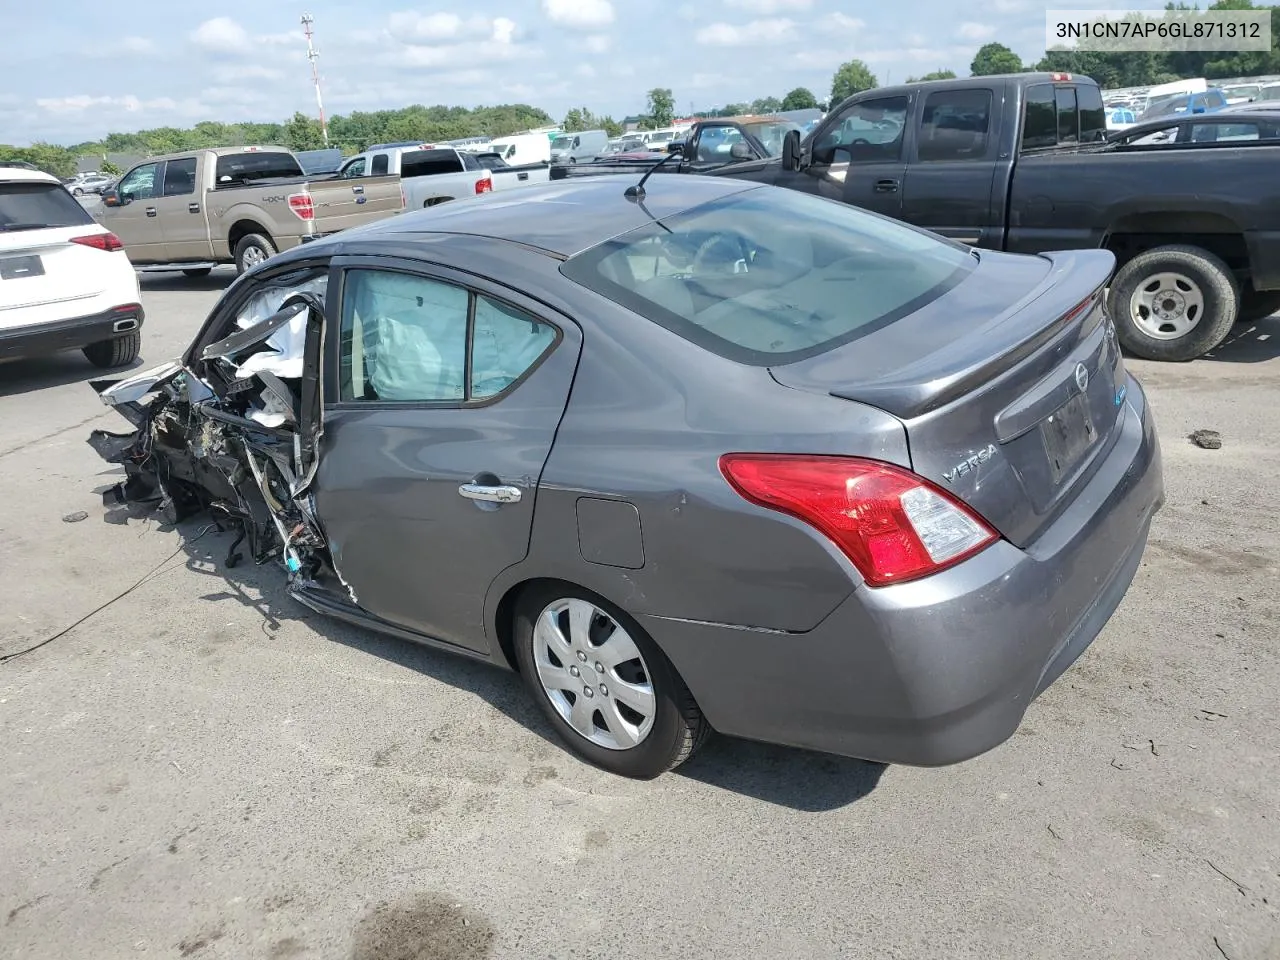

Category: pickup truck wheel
[83, 331, 141, 369]
[234, 233, 277, 274]
[1107, 244, 1238, 362]
[1237, 289, 1280, 324]
[182, 267, 212, 278]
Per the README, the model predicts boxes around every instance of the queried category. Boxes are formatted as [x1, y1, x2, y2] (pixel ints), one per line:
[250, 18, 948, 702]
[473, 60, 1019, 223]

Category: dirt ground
[1, 270, 1277, 960]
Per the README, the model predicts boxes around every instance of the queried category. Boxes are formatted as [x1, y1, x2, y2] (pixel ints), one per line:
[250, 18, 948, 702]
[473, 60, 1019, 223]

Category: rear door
[899, 86, 1003, 246]
[0, 179, 117, 328]
[154, 157, 213, 260]
[313, 257, 582, 651]
[792, 93, 911, 218]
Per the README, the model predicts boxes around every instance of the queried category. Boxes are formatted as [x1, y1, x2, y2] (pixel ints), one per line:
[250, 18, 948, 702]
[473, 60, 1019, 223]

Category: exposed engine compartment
[87, 270, 353, 600]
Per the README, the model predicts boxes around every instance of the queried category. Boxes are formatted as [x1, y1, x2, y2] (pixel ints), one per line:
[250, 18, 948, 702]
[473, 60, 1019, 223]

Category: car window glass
[371, 153, 389, 176]
[562, 186, 973, 365]
[1056, 86, 1079, 143]
[118, 162, 159, 200]
[214, 151, 302, 184]
[341, 157, 366, 178]
[1022, 84, 1057, 149]
[0, 181, 95, 228]
[696, 126, 742, 162]
[1076, 85, 1108, 142]
[339, 270, 468, 402]
[918, 89, 991, 162]
[469, 296, 557, 399]
[816, 96, 909, 163]
[162, 157, 198, 197]
[1192, 122, 1261, 142]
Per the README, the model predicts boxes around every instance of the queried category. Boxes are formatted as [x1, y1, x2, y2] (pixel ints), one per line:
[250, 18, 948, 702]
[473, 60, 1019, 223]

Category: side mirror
[781, 129, 802, 171]
[729, 141, 754, 160]
[102, 190, 122, 207]
[667, 140, 684, 155]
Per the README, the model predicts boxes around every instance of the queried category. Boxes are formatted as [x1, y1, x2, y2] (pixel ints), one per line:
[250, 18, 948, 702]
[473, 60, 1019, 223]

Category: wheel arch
[227, 219, 273, 253]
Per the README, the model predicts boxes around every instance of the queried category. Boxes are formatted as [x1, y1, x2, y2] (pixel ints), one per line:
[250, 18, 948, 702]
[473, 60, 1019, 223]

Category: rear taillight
[719, 454, 999, 586]
[288, 193, 314, 220]
[71, 232, 125, 252]
[475, 177, 492, 195]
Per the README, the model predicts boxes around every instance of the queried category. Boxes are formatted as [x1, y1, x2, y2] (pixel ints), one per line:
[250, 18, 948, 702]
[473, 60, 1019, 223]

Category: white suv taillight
[70, 232, 125, 252]
[719, 453, 999, 586]
[288, 193, 315, 220]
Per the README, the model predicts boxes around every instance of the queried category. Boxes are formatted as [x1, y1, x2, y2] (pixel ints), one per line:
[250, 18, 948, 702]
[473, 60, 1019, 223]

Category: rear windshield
[214, 151, 303, 186]
[561, 187, 974, 364]
[400, 149, 464, 177]
[0, 181, 94, 231]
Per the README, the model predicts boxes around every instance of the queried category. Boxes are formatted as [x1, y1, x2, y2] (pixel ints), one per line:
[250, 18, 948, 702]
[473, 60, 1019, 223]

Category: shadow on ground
[1202, 315, 1280, 364]
[95, 496, 885, 812]
[0, 352, 144, 397]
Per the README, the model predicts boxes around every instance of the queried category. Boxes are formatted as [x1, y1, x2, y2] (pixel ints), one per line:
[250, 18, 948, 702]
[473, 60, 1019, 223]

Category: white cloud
[822, 13, 866, 33]
[585, 34, 612, 53]
[958, 22, 997, 41]
[387, 12, 491, 41]
[120, 36, 153, 54]
[724, 0, 811, 11]
[492, 17, 517, 44]
[35, 94, 207, 117]
[696, 18, 796, 45]
[541, 0, 615, 29]
[190, 17, 249, 53]
[212, 63, 284, 83]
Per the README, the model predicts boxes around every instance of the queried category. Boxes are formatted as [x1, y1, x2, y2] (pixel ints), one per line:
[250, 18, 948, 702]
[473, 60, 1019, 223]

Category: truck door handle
[517, 172, 528, 181]
[145, 207, 157, 217]
[874, 179, 899, 193]
[351, 184, 364, 195]
[188, 203, 200, 213]
[458, 483, 522, 504]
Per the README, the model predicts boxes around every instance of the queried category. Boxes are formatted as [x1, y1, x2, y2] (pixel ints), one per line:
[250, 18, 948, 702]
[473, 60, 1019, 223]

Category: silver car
[88, 175, 1164, 778]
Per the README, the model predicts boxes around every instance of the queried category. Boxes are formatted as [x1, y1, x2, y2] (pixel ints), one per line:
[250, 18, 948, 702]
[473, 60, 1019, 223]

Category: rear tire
[1236, 289, 1280, 324]
[233, 233, 277, 275]
[83, 331, 140, 369]
[73, 187, 84, 196]
[1106, 244, 1238, 362]
[182, 267, 212, 278]
[513, 583, 710, 779]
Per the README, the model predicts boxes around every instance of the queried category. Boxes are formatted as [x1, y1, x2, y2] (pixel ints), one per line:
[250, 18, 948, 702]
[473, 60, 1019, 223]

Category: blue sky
[2, 0, 1123, 145]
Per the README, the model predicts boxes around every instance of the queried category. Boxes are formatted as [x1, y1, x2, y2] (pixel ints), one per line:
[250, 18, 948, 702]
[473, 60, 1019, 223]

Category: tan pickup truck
[98, 147, 404, 275]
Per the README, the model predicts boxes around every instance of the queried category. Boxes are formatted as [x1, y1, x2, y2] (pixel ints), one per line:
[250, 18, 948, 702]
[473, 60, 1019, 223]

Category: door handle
[145, 207, 157, 217]
[188, 202, 200, 213]
[874, 179, 899, 193]
[351, 184, 364, 195]
[458, 483, 522, 504]
[517, 172, 528, 181]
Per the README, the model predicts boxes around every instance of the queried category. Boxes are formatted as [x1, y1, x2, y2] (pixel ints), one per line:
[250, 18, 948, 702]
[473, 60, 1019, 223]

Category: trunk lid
[769, 248, 1126, 547]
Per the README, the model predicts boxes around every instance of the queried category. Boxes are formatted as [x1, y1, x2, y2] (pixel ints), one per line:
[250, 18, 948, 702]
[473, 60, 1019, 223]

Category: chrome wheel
[241, 244, 268, 268]
[532, 598, 656, 750]
[1129, 271, 1205, 340]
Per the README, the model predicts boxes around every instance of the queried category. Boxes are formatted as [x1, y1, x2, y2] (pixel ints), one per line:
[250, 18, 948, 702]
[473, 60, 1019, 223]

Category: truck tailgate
[307, 175, 404, 232]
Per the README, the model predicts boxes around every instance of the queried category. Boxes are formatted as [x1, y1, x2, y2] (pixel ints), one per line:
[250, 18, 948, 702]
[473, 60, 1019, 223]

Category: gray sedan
[88, 175, 1164, 778]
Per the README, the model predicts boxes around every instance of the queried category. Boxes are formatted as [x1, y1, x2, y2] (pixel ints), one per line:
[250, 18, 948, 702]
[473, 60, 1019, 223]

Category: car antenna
[624, 149, 682, 201]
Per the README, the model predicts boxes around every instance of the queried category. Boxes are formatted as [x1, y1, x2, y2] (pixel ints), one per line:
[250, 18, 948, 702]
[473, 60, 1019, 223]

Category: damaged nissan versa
[88, 175, 1164, 779]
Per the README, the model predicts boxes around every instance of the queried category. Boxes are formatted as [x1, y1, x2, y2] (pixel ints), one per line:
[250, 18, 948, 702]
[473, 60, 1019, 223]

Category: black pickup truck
[563, 74, 1280, 361]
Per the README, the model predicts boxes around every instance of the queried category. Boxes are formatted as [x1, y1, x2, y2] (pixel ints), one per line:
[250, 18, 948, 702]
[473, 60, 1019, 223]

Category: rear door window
[0, 181, 94, 229]
[162, 157, 198, 196]
[917, 89, 992, 161]
[561, 186, 974, 365]
[370, 154, 389, 176]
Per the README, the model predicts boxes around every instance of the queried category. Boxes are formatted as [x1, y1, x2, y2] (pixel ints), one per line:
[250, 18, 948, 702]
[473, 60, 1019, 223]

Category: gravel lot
[1, 271, 1277, 960]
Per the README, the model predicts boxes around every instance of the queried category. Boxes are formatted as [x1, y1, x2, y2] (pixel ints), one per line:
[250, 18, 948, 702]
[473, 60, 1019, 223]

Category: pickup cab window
[1056, 87, 1079, 144]
[214, 151, 303, 185]
[162, 158, 197, 196]
[371, 154, 389, 176]
[815, 96, 909, 163]
[400, 149, 464, 178]
[1022, 83, 1107, 151]
[918, 90, 992, 162]
[341, 157, 367, 179]
[118, 162, 159, 201]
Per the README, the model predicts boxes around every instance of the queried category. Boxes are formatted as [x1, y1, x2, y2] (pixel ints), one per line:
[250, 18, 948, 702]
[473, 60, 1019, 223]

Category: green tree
[283, 112, 326, 151]
[779, 87, 818, 110]
[906, 69, 957, 82]
[563, 107, 598, 132]
[970, 42, 1023, 76]
[750, 96, 782, 114]
[100, 159, 122, 176]
[646, 88, 676, 128]
[0, 143, 78, 178]
[830, 60, 878, 105]
[600, 115, 623, 138]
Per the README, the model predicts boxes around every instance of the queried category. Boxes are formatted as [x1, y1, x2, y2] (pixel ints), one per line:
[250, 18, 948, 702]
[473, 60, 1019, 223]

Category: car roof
[0, 167, 60, 184]
[333, 175, 762, 258]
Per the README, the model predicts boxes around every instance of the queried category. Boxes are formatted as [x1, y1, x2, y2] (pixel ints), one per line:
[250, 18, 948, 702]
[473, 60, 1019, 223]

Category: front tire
[83, 330, 140, 368]
[233, 233, 277, 275]
[1106, 244, 1238, 361]
[514, 584, 710, 779]
[73, 187, 84, 196]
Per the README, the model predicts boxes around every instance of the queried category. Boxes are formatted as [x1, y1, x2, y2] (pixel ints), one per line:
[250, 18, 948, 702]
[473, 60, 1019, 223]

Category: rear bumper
[647, 372, 1164, 766]
[0, 304, 144, 360]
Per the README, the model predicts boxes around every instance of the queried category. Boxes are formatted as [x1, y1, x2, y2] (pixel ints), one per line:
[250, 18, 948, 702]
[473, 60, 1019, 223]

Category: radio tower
[301, 13, 329, 147]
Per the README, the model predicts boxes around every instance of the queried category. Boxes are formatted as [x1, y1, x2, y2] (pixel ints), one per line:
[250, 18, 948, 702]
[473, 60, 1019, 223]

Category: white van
[485, 133, 550, 166]
[549, 130, 609, 164]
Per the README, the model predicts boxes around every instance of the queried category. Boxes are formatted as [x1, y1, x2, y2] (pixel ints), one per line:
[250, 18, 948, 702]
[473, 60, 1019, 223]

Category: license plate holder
[1041, 392, 1096, 484]
[0, 255, 44, 280]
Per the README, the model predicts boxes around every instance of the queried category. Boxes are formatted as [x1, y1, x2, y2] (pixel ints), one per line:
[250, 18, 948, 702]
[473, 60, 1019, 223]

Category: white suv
[1, 168, 143, 368]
